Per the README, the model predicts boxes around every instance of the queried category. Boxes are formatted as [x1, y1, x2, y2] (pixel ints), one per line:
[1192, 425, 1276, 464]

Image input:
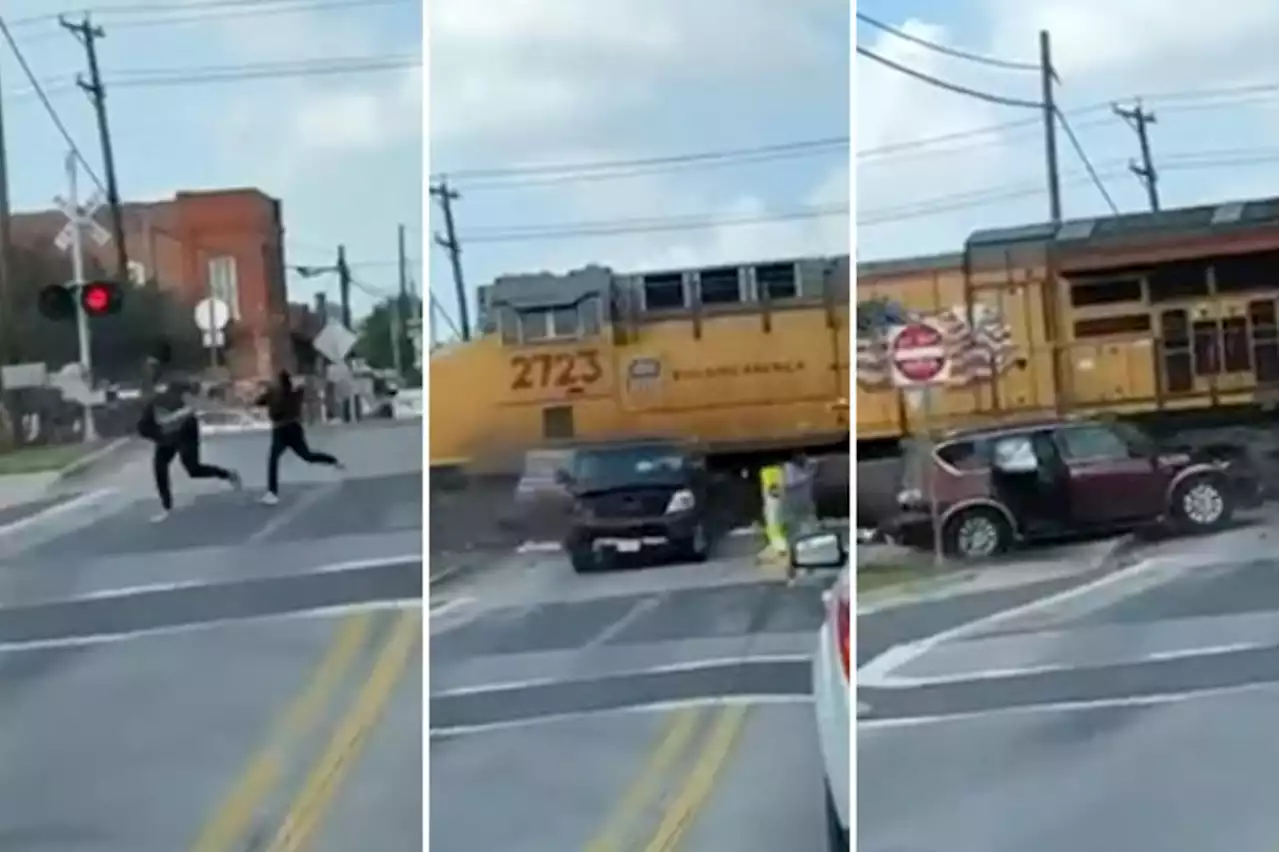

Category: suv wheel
[568, 546, 597, 574]
[1171, 474, 1233, 532]
[677, 522, 709, 563]
[823, 778, 849, 852]
[943, 507, 1011, 560]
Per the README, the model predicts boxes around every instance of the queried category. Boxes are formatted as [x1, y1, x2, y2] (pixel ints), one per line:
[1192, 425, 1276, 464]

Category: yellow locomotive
[856, 195, 1278, 450]
[430, 256, 851, 475]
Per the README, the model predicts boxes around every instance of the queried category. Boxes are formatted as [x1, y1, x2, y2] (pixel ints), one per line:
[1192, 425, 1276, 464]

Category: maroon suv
[885, 417, 1261, 559]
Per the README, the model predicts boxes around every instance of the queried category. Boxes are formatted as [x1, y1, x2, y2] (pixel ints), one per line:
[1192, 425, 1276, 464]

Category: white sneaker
[260, 492, 280, 506]
[150, 510, 170, 523]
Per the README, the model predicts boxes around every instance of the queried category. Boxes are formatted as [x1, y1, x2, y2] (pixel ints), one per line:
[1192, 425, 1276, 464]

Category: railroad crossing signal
[37, 280, 124, 321]
[53, 190, 111, 252]
[888, 321, 951, 387]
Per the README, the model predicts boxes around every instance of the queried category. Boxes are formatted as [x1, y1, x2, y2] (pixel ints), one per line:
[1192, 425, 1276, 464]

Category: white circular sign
[194, 297, 231, 332]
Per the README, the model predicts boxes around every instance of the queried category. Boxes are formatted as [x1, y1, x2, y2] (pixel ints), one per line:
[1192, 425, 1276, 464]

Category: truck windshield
[573, 446, 687, 487]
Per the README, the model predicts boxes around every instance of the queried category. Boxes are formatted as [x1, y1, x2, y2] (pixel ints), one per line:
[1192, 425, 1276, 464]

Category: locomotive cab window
[518, 306, 581, 343]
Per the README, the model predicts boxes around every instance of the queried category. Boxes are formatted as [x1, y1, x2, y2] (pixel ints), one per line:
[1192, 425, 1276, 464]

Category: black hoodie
[257, 372, 304, 425]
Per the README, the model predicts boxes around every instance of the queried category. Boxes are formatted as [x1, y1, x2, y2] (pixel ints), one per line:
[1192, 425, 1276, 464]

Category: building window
[208, 255, 241, 320]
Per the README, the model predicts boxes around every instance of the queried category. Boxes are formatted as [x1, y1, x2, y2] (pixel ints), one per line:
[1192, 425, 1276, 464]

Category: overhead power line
[11, 0, 407, 28]
[856, 12, 1039, 72]
[1055, 109, 1119, 214]
[458, 204, 848, 245]
[856, 45, 1042, 109]
[0, 16, 105, 193]
[434, 137, 848, 183]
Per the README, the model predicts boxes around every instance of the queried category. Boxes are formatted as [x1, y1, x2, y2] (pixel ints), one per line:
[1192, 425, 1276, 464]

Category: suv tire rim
[958, 515, 999, 557]
[1182, 482, 1224, 525]
[693, 523, 707, 554]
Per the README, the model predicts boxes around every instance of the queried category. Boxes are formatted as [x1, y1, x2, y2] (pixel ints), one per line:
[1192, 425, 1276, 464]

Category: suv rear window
[937, 439, 990, 471]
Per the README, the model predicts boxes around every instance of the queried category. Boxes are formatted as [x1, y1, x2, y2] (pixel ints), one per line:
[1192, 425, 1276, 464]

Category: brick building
[12, 188, 295, 381]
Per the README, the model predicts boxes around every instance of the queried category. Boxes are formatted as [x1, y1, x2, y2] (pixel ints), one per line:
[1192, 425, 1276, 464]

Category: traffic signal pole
[65, 152, 97, 443]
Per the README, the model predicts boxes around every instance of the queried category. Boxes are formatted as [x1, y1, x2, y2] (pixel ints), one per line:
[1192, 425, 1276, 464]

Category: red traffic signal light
[37, 281, 123, 320]
[81, 280, 122, 316]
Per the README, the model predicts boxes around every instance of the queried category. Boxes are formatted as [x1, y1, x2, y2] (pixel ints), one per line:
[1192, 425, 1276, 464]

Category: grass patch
[0, 443, 92, 475]
[857, 564, 928, 592]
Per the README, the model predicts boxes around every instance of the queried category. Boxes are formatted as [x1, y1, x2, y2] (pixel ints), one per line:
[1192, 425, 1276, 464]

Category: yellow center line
[641, 704, 749, 852]
[265, 608, 423, 852]
[581, 707, 704, 852]
[190, 611, 373, 852]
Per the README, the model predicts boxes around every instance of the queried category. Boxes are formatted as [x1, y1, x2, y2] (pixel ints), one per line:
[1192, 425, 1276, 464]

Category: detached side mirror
[790, 532, 845, 571]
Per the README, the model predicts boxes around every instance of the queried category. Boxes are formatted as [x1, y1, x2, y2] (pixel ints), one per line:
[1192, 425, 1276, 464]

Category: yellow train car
[430, 257, 851, 474]
[856, 195, 1279, 448]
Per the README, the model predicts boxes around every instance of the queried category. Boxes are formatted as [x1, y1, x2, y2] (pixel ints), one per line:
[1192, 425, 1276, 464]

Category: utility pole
[61, 15, 130, 283]
[1038, 30, 1062, 228]
[64, 152, 98, 443]
[429, 180, 470, 341]
[1114, 99, 1160, 211]
[393, 224, 407, 380]
[336, 245, 354, 422]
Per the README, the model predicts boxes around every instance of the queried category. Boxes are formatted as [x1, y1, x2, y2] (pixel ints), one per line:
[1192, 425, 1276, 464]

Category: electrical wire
[11, 0, 399, 26]
[1055, 108, 1119, 214]
[457, 204, 848, 244]
[434, 137, 847, 183]
[857, 45, 1042, 109]
[856, 12, 1040, 72]
[0, 16, 106, 194]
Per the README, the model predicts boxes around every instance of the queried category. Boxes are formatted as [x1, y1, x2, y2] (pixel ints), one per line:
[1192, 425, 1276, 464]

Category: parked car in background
[792, 531, 850, 852]
[559, 439, 720, 573]
[885, 417, 1263, 559]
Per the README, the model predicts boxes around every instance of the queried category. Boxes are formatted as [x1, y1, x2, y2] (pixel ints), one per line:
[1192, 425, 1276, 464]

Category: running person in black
[138, 379, 242, 522]
[256, 370, 343, 505]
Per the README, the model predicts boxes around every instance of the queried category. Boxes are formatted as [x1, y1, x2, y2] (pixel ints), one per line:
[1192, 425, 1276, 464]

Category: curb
[855, 533, 1138, 615]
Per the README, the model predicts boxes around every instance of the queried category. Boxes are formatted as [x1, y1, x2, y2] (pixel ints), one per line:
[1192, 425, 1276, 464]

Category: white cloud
[428, 0, 850, 319]
[856, 0, 1279, 261]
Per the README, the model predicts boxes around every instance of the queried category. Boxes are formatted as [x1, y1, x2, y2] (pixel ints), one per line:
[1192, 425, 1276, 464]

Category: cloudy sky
[1, 0, 422, 320]
[857, 0, 1279, 262]
[427, 0, 851, 341]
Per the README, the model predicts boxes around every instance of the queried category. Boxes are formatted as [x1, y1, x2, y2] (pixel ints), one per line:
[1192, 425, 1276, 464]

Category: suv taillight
[831, 580, 850, 681]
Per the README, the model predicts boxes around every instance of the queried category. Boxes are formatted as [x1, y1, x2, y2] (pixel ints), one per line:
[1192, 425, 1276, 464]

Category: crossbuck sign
[53, 190, 111, 253]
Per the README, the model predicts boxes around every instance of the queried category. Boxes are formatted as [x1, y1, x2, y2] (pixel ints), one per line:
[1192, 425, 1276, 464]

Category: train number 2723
[510, 350, 603, 390]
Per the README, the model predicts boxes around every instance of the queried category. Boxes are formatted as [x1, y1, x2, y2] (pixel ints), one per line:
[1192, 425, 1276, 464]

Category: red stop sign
[890, 322, 948, 385]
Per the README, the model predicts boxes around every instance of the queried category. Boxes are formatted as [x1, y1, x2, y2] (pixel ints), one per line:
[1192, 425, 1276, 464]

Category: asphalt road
[858, 517, 1278, 852]
[430, 548, 843, 851]
[0, 422, 423, 852]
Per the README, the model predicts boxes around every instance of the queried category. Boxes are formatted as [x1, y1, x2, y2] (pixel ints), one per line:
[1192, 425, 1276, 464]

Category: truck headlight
[666, 489, 695, 514]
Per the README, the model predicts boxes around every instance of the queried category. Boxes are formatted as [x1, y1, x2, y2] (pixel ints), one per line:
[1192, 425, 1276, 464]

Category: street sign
[888, 321, 951, 387]
[53, 190, 110, 252]
[201, 329, 226, 348]
[313, 320, 357, 364]
[194, 297, 231, 332]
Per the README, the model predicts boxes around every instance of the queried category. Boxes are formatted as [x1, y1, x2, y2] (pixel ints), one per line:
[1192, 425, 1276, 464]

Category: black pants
[153, 428, 234, 511]
[268, 421, 338, 495]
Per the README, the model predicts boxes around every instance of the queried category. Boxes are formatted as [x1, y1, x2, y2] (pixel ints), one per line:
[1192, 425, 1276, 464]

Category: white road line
[582, 593, 666, 649]
[0, 598, 422, 654]
[429, 694, 812, 737]
[246, 480, 340, 545]
[857, 642, 1272, 689]
[0, 488, 117, 539]
[431, 653, 812, 698]
[429, 596, 474, 619]
[856, 555, 1168, 690]
[857, 682, 1276, 731]
[3, 553, 424, 610]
